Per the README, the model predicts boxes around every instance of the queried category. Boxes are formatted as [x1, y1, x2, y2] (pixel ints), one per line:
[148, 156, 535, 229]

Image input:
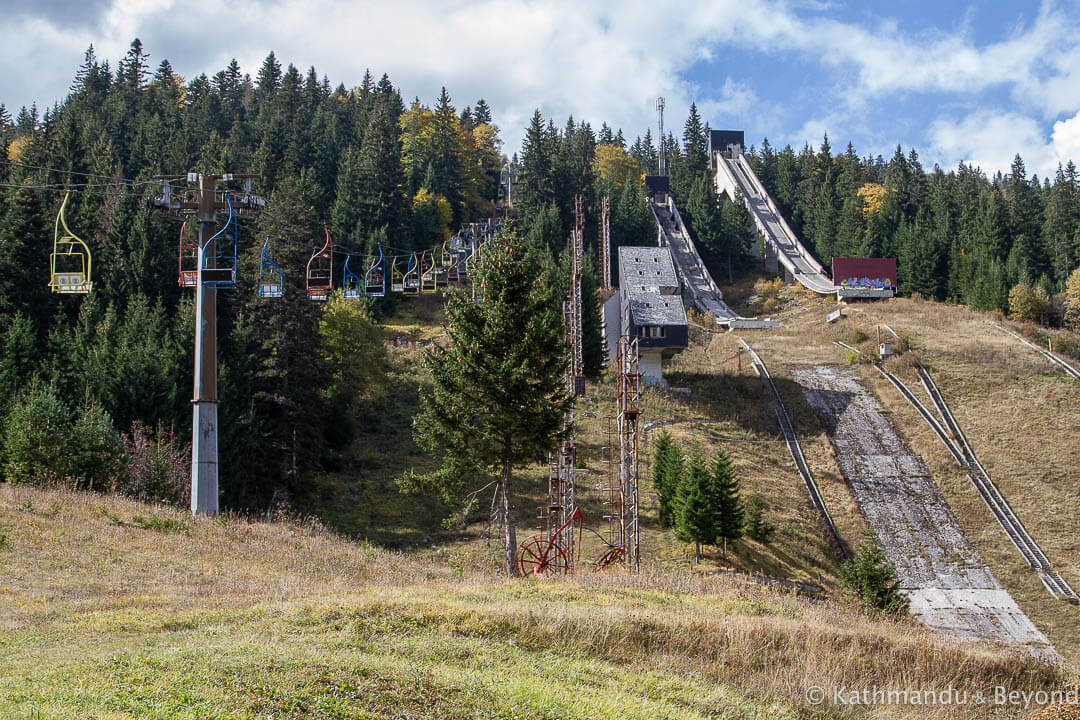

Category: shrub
[122, 422, 190, 505]
[1, 383, 72, 485]
[70, 401, 127, 492]
[1065, 268, 1080, 331]
[840, 531, 908, 614]
[1009, 282, 1050, 324]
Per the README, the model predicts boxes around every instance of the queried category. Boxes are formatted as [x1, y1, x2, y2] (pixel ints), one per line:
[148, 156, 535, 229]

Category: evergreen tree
[711, 448, 743, 559]
[652, 430, 682, 528]
[473, 98, 492, 125]
[242, 174, 332, 502]
[356, 87, 408, 246]
[581, 252, 605, 377]
[406, 233, 572, 575]
[675, 448, 715, 562]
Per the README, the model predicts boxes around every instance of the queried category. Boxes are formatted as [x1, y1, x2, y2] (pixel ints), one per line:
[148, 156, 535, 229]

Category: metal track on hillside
[740, 340, 848, 559]
[834, 341, 1076, 601]
[992, 323, 1080, 382]
[916, 365, 1078, 602]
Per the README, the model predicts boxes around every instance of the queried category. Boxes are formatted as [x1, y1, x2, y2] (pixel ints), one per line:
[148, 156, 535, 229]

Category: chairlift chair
[420, 249, 438, 293]
[342, 254, 361, 299]
[202, 193, 238, 288]
[403, 253, 420, 294]
[49, 192, 93, 294]
[258, 235, 285, 298]
[364, 244, 386, 297]
[178, 218, 199, 287]
[390, 255, 405, 293]
[307, 223, 334, 301]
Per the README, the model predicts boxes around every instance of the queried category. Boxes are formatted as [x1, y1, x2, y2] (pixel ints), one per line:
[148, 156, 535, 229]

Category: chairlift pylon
[49, 192, 92, 294]
[258, 235, 285, 298]
[307, 223, 333, 301]
[364, 244, 386, 297]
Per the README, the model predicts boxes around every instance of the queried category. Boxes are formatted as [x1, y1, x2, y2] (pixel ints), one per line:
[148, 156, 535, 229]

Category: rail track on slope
[991, 323, 1080, 382]
[916, 365, 1078, 602]
[836, 340, 1076, 602]
[740, 339, 848, 559]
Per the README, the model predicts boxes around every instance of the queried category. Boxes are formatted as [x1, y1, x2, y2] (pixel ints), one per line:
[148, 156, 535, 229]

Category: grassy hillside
[720, 290, 1080, 666]
[0, 483, 1071, 719]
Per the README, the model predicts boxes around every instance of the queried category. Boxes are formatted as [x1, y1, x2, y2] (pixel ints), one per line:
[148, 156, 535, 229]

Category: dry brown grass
[1, 483, 1073, 718]
[747, 293, 1080, 667]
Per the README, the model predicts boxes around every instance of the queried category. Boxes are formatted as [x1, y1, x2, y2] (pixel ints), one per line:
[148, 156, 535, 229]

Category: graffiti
[840, 276, 896, 290]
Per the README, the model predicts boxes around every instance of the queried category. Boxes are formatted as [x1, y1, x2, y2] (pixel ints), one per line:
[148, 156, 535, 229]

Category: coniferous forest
[2, 41, 1079, 519]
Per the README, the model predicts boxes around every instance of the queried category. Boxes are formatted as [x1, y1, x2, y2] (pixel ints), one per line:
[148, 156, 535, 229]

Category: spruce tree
[407, 232, 572, 575]
[652, 430, 683, 528]
[675, 449, 715, 562]
[711, 448, 743, 559]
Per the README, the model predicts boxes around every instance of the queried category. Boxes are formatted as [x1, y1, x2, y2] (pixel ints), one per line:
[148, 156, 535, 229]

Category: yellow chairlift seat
[49, 192, 92, 294]
[420, 249, 438, 293]
[390, 256, 405, 293]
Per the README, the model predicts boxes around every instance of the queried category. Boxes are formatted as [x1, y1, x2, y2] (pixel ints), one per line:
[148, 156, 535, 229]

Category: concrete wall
[602, 292, 621, 368]
[639, 349, 665, 387]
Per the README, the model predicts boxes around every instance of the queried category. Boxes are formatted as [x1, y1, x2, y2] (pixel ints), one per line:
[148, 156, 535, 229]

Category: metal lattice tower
[545, 194, 587, 570]
[600, 196, 611, 291]
[656, 97, 666, 176]
[616, 335, 641, 570]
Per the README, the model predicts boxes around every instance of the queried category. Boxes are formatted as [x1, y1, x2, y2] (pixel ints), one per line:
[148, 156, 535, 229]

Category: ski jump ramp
[713, 149, 839, 295]
[648, 192, 777, 329]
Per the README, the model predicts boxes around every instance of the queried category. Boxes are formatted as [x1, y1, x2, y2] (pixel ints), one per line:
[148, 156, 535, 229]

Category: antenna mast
[656, 96, 666, 176]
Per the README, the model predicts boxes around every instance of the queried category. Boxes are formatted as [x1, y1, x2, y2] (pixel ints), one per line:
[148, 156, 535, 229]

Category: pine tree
[356, 87, 408, 246]
[675, 449, 715, 562]
[473, 99, 492, 125]
[652, 431, 682, 528]
[711, 448, 743, 559]
[406, 232, 572, 575]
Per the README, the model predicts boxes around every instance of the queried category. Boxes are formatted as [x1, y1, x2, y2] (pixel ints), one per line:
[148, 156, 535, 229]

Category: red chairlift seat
[307, 223, 333, 301]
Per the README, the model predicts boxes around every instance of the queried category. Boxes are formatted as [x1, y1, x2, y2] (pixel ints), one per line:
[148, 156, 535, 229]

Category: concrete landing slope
[648, 195, 741, 323]
[715, 155, 836, 295]
[793, 365, 1054, 655]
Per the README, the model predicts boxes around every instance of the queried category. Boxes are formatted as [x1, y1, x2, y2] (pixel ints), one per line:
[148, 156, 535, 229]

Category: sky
[3, 0, 1080, 180]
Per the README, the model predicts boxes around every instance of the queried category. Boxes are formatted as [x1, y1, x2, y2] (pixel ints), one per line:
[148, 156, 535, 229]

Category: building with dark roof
[603, 246, 688, 384]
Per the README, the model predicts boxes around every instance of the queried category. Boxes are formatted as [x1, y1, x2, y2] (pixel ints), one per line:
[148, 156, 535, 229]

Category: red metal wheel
[516, 534, 570, 577]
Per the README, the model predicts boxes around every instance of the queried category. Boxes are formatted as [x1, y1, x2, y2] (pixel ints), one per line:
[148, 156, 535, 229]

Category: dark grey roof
[618, 246, 678, 291]
[618, 246, 687, 326]
[626, 293, 687, 326]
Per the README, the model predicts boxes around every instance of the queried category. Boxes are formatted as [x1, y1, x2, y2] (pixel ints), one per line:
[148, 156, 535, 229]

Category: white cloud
[928, 110, 1060, 177]
[2, 0, 1080, 177]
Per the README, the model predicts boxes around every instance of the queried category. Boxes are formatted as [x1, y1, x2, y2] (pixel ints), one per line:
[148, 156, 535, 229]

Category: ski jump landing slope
[794, 365, 1054, 656]
[714, 153, 838, 295]
[648, 194, 777, 329]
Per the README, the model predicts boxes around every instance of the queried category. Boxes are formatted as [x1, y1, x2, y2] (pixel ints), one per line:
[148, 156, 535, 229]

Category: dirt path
[792, 365, 1054, 655]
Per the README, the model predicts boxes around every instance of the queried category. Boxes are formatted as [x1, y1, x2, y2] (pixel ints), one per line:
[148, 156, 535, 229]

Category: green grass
[3, 483, 1072, 719]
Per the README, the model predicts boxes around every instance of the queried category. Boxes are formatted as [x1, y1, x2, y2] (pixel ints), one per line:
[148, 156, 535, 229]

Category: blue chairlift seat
[365, 244, 386, 297]
[202, 193, 238, 288]
[342, 254, 361, 299]
[258, 235, 285, 298]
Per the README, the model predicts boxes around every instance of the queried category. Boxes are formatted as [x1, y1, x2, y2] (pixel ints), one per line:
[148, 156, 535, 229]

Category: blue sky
[3, 0, 1079, 179]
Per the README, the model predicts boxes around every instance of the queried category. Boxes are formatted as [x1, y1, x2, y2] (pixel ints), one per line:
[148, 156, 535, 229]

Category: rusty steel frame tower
[616, 335, 641, 569]
[546, 194, 586, 569]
